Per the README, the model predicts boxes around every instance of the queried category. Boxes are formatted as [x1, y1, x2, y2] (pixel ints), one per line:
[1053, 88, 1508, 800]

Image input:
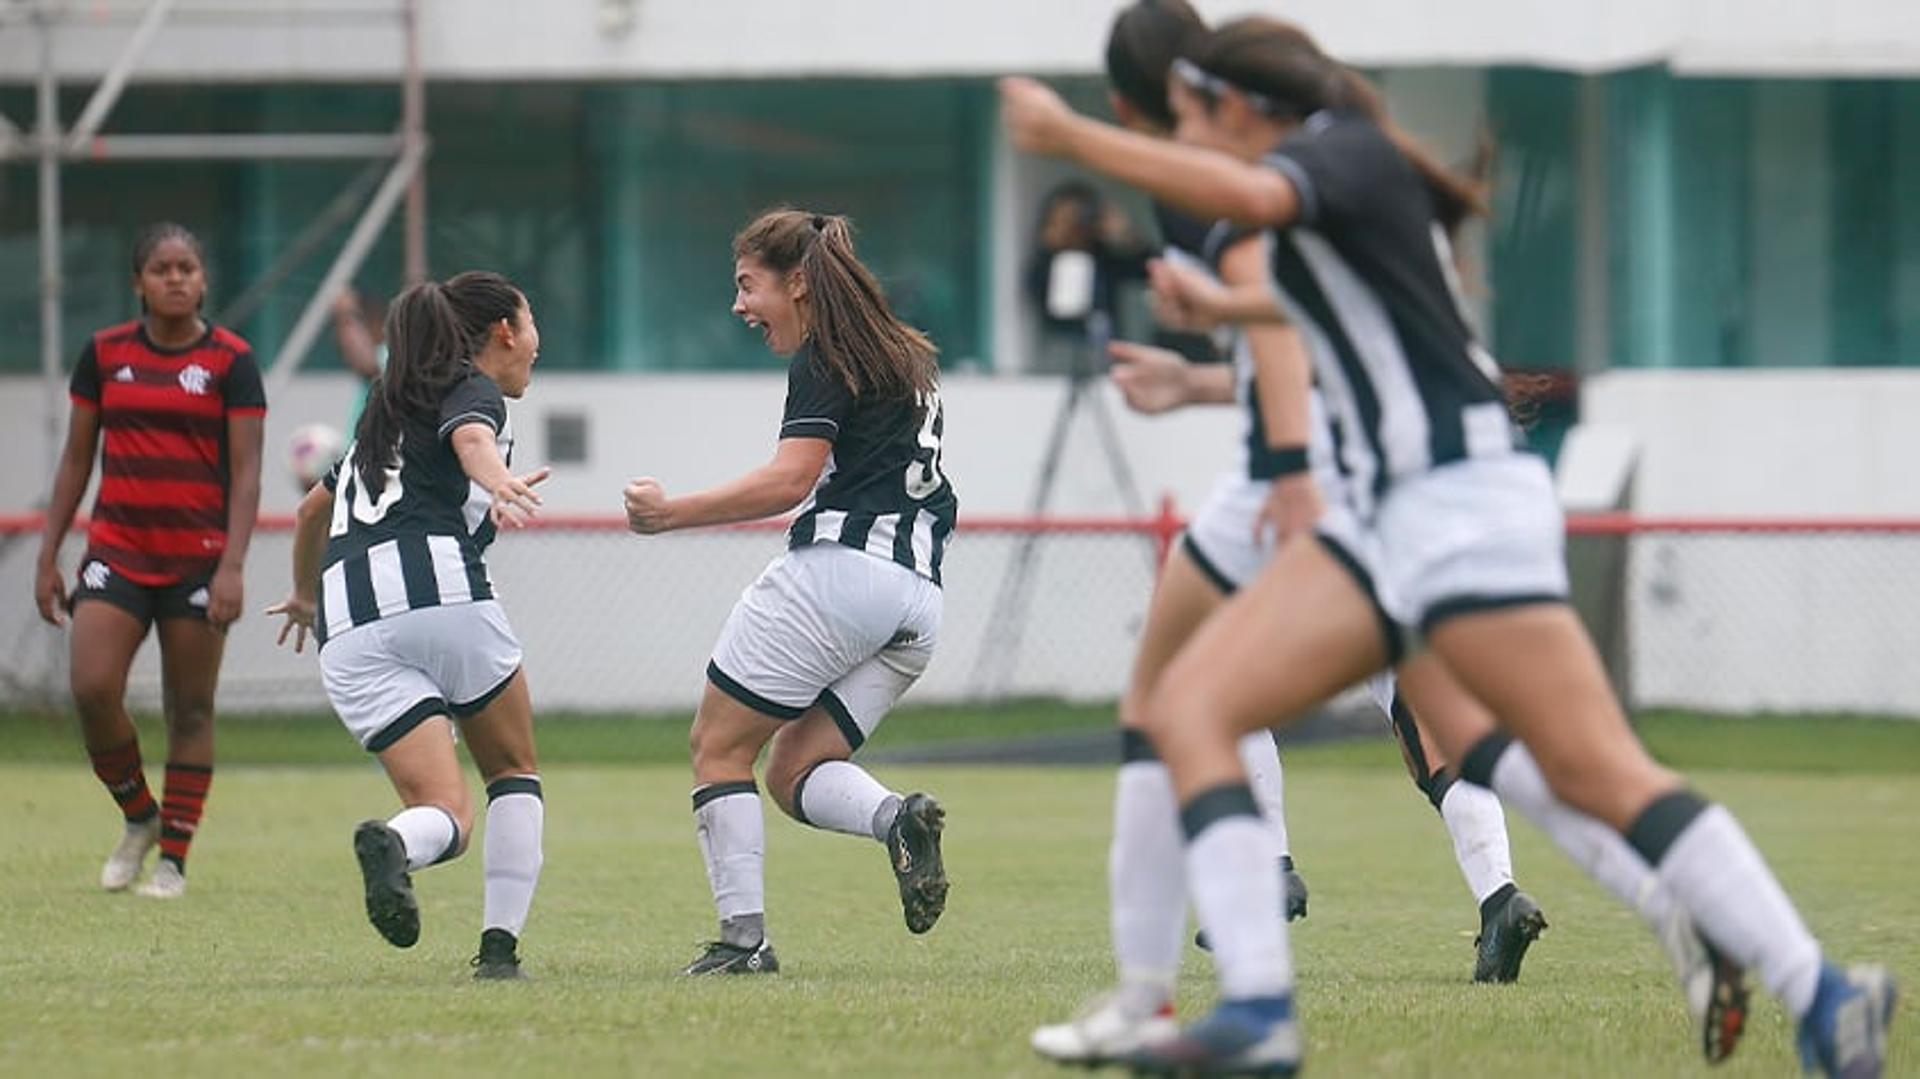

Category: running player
[1033, 8, 1542, 1063]
[268, 272, 550, 980]
[1002, 18, 1893, 1077]
[624, 209, 958, 975]
[34, 222, 264, 900]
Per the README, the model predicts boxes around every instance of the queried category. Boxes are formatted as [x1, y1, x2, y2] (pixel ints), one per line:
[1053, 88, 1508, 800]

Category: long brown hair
[1190, 18, 1488, 235]
[732, 209, 937, 401]
[355, 272, 526, 495]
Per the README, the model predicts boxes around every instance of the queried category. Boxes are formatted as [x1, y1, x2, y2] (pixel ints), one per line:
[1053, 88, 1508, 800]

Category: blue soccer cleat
[1124, 997, 1302, 1077]
[1796, 963, 1897, 1079]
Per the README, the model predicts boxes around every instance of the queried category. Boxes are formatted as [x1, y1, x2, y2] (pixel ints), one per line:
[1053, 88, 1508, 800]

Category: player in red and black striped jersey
[33, 222, 265, 900]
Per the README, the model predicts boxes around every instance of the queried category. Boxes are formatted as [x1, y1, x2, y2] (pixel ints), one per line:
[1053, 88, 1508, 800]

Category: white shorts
[320, 600, 524, 752]
[1374, 454, 1570, 637]
[708, 543, 941, 750]
[1182, 472, 1276, 593]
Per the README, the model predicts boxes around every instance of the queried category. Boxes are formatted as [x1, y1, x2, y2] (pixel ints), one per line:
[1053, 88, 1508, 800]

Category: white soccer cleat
[1031, 990, 1180, 1065]
[100, 817, 160, 891]
[134, 859, 186, 900]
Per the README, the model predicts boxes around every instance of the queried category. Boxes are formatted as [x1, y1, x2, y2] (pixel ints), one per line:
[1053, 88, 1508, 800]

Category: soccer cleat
[1796, 964, 1897, 1079]
[1473, 887, 1547, 984]
[471, 928, 526, 981]
[1030, 991, 1179, 1065]
[1654, 906, 1750, 1064]
[1124, 997, 1302, 1077]
[1197, 856, 1309, 951]
[886, 792, 949, 934]
[134, 858, 186, 899]
[101, 816, 161, 891]
[353, 820, 420, 949]
[681, 938, 779, 975]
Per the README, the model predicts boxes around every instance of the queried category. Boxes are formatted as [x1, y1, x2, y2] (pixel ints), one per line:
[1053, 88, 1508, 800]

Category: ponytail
[734, 208, 938, 402]
[354, 281, 468, 496]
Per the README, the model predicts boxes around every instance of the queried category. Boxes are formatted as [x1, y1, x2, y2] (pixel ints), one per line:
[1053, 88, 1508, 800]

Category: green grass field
[2, 708, 1915, 1077]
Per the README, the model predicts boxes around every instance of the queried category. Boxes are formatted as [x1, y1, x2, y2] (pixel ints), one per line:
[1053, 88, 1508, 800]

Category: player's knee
[70, 672, 124, 721]
[164, 696, 216, 741]
[1139, 667, 1210, 743]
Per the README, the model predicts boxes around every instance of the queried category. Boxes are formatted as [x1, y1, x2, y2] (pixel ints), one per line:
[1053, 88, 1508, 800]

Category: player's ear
[786, 269, 808, 304]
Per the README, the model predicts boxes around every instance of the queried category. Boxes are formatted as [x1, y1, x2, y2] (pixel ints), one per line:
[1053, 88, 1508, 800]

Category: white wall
[0, 371, 1241, 519]
[6, 0, 1920, 85]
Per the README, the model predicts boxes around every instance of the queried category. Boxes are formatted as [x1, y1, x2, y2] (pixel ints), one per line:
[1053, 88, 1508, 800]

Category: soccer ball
[287, 423, 344, 492]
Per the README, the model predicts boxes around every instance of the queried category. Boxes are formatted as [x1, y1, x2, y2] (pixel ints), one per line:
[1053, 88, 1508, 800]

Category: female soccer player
[1004, 19, 1892, 1077]
[269, 272, 550, 980]
[624, 209, 958, 976]
[34, 222, 263, 900]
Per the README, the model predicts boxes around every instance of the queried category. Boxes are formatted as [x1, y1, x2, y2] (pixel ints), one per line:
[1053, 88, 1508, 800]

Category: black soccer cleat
[681, 938, 779, 975]
[471, 928, 526, 981]
[353, 820, 420, 949]
[1197, 856, 1309, 951]
[1700, 937, 1751, 1064]
[1473, 885, 1547, 984]
[886, 792, 949, 934]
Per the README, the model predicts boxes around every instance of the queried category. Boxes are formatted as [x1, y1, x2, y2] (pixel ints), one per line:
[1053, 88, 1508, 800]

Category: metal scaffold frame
[2, 0, 432, 479]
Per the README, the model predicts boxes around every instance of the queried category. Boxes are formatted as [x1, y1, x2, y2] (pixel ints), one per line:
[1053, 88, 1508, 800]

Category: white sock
[797, 760, 900, 843]
[481, 775, 544, 937]
[1438, 780, 1515, 906]
[1110, 759, 1185, 1001]
[1238, 731, 1291, 857]
[1185, 788, 1291, 1000]
[1487, 743, 1678, 928]
[694, 782, 766, 941]
[387, 804, 459, 871]
[1649, 802, 1824, 1018]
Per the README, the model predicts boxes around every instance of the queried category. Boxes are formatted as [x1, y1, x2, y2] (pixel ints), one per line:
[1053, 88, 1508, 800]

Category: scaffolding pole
[36, 3, 63, 487]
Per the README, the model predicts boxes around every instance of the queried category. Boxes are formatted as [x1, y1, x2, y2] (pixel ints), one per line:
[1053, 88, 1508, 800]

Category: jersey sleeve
[69, 341, 101, 408]
[437, 373, 507, 442]
[779, 349, 853, 442]
[1265, 114, 1403, 230]
[224, 348, 267, 415]
[322, 456, 343, 493]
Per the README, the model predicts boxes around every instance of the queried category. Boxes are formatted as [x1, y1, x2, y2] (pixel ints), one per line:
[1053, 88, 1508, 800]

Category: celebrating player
[269, 272, 550, 980]
[624, 209, 958, 976]
[34, 222, 264, 900]
[1003, 17, 1896, 1077]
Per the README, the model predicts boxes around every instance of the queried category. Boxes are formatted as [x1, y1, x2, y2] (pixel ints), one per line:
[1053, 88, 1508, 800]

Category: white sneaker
[134, 859, 186, 899]
[100, 817, 160, 891]
[1031, 990, 1179, 1065]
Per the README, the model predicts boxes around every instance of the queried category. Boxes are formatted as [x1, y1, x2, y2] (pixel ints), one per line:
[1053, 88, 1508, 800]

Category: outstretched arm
[625, 437, 832, 535]
[451, 423, 551, 529]
[1000, 77, 1301, 229]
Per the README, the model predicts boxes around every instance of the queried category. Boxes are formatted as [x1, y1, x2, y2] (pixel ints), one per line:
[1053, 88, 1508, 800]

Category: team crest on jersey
[114, 366, 135, 383]
[178, 364, 212, 395]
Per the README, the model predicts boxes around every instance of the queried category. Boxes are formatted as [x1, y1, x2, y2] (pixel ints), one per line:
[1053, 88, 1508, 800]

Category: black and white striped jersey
[1263, 110, 1519, 519]
[314, 370, 512, 645]
[1153, 203, 1294, 484]
[780, 343, 958, 585]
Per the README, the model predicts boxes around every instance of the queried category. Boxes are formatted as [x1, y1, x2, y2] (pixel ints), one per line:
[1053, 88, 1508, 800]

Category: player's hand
[999, 76, 1079, 156]
[1255, 472, 1324, 548]
[33, 558, 68, 628]
[623, 477, 674, 535]
[208, 562, 245, 628]
[265, 594, 316, 654]
[1108, 340, 1194, 415]
[1149, 257, 1230, 333]
[490, 466, 550, 529]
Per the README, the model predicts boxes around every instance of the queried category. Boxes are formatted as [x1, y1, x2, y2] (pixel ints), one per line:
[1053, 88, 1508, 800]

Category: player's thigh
[154, 613, 226, 723]
[1428, 603, 1674, 829]
[67, 598, 149, 720]
[690, 680, 786, 783]
[1393, 650, 1500, 770]
[1125, 540, 1227, 729]
[1146, 536, 1387, 782]
[375, 716, 472, 828]
[458, 670, 538, 784]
